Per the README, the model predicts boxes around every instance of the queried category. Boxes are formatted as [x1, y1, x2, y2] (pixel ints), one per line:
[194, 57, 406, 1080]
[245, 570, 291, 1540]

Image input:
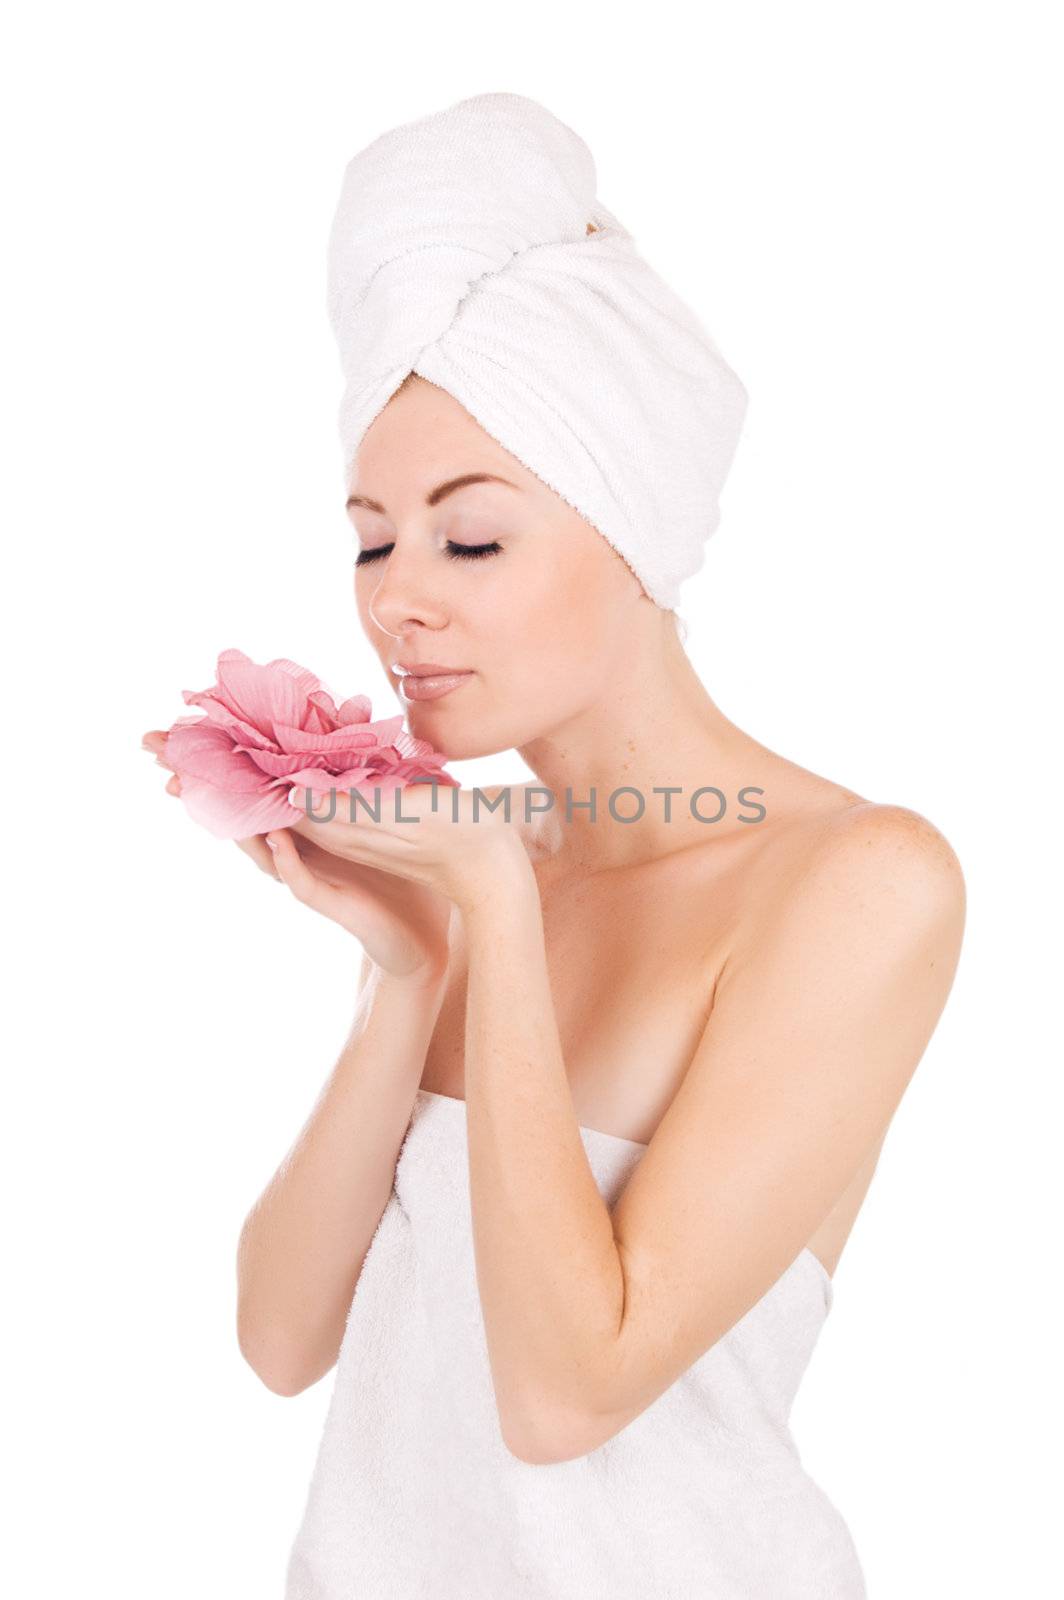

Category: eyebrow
[345, 473, 520, 514]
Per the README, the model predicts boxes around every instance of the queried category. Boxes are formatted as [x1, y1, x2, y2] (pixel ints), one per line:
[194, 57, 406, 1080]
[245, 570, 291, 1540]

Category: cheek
[494, 563, 623, 700]
[521, 543, 623, 640]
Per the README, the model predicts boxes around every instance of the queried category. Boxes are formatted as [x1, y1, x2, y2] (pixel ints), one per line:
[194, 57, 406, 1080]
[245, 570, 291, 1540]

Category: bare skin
[140, 757, 887, 1283]
[141, 373, 965, 1429]
[420, 779, 890, 1283]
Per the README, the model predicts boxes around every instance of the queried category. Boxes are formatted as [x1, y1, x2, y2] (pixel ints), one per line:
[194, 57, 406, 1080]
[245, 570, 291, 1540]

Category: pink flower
[159, 648, 458, 840]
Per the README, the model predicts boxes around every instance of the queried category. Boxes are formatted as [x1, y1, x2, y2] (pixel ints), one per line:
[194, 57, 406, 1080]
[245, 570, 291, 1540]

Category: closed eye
[355, 540, 503, 567]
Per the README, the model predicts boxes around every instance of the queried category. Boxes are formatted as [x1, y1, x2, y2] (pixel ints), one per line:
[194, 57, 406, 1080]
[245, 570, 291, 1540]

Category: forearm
[236, 962, 446, 1394]
[461, 862, 625, 1458]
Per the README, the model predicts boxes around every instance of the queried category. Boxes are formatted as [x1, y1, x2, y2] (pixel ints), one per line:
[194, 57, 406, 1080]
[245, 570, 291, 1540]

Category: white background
[5, 5, 1061, 1596]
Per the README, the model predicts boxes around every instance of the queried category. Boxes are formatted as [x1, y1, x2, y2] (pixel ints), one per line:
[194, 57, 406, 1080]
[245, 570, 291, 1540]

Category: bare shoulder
[801, 801, 966, 914]
[746, 800, 968, 999]
[719, 794, 966, 980]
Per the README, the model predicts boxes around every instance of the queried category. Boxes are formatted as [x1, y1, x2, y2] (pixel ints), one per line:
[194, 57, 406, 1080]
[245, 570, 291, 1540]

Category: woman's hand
[283, 779, 536, 920]
[265, 829, 456, 983]
[140, 730, 455, 985]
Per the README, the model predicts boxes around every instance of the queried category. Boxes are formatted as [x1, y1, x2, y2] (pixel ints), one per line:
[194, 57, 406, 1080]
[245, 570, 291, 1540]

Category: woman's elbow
[237, 1323, 330, 1398]
[499, 1397, 605, 1466]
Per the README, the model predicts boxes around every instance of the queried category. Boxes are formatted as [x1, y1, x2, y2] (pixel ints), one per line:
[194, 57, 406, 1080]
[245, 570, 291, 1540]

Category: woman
[144, 95, 965, 1598]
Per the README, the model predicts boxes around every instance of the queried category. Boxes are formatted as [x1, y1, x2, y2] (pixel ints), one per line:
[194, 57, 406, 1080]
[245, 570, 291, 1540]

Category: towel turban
[325, 92, 749, 611]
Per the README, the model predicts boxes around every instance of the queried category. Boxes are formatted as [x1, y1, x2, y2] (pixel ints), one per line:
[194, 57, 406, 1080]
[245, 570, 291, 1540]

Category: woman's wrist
[456, 842, 539, 927]
[372, 959, 451, 1001]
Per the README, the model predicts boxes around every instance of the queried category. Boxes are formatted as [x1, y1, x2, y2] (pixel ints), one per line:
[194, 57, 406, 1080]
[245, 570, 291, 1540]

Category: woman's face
[347, 375, 650, 759]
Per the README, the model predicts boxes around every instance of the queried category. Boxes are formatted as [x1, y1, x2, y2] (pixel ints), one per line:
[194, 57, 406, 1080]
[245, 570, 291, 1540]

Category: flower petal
[165, 719, 273, 792]
[179, 690, 277, 751]
[161, 650, 456, 838]
[268, 716, 407, 755]
[238, 746, 336, 778]
[214, 651, 320, 742]
[178, 778, 300, 840]
[336, 695, 373, 725]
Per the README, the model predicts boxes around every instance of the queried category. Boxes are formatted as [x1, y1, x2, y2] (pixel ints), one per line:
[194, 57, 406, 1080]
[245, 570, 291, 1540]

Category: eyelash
[355, 540, 503, 568]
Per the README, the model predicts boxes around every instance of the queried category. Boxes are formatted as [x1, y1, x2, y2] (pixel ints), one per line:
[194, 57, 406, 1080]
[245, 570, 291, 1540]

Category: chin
[421, 729, 502, 762]
[401, 710, 510, 764]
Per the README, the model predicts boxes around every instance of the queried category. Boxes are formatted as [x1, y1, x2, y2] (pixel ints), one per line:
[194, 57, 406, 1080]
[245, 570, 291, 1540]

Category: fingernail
[265, 834, 278, 850]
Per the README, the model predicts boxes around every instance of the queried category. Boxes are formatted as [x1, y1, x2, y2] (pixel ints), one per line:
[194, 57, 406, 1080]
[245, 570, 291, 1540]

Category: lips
[396, 666, 474, 703]
[394, 660, 471, 677]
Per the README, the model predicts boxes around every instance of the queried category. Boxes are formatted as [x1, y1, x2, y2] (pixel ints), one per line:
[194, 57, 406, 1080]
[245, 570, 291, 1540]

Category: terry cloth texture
[284, 1089, 868, 1599]
[326, 92, 749, 610]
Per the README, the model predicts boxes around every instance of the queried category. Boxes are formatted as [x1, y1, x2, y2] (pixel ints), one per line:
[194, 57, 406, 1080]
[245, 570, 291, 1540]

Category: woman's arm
[236, 953, 447, 1396]
[461, 803, 966, 1465]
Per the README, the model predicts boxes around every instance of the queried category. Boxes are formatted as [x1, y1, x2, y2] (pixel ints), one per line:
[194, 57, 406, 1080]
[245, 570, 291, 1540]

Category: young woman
[143, 95, 965, 1599]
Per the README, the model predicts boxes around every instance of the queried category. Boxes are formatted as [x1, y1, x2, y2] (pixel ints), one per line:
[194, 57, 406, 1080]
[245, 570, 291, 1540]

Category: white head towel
[325, 92, 749, 611]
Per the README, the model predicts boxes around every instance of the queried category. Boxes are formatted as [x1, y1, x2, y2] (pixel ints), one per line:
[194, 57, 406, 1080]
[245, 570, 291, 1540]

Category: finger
[286, 787, 411, 864]
[266, 829, 355, 916]
[165, 774, 182, 797]
[141, 730, 169, 759]
[235, 834, 281, 880]
[286, 784, 377, 829]
[143, 730, 178, 780]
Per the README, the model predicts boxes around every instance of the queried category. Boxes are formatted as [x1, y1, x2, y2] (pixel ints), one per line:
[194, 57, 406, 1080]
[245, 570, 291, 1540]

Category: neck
[517, 614, 774, 874]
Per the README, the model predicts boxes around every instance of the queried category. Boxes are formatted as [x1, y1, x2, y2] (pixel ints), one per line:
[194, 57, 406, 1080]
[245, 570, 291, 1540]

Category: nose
[363, 547, 449, 640]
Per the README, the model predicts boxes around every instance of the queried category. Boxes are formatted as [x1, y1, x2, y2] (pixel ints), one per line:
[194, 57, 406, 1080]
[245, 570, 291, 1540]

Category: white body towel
[284, 1089, 867, 1599]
